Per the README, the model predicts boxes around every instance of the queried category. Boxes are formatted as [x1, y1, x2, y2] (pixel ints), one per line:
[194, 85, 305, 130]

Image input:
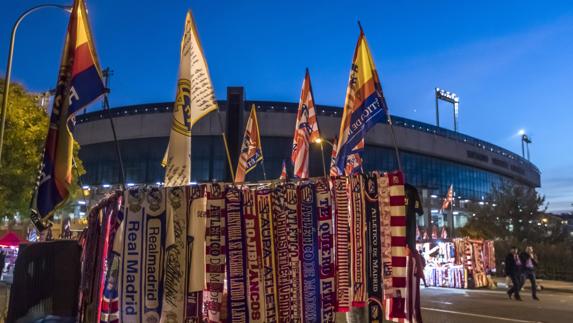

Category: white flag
[163, 10, 218, 186]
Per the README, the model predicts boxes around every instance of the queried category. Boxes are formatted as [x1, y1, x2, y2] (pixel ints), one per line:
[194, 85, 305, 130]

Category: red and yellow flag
[291, 69, 320, 178]
[33, 0, 105, 229]
[235, 105, 264, 183]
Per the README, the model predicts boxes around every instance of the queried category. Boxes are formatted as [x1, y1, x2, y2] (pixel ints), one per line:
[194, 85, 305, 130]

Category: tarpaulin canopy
[0, 231, 24, 247]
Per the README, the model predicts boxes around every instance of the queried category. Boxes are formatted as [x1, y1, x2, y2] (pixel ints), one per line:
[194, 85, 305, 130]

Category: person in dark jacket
[505, 246, 524, 301]
[520, 246, 540, 300]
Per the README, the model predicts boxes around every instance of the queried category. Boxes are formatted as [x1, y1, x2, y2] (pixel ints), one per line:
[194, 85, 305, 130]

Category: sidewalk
[494, 276, 573, 293]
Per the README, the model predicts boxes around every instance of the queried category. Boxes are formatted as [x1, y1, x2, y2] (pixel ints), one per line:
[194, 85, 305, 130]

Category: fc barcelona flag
[335, 25, 389, 173]
[235, 105, 264, 182]
[32, 0, 105, 229]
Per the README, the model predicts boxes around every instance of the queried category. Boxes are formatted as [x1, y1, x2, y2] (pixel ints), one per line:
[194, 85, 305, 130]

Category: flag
[344, 139, 364, 176]
[235, 105, 263, 183]
[329, 137, 340, 177]
[163, 10, 218, 187]
[279, 160, 288, 180]
[335, 25, 389, 173]
[441, 184, 453, 210]
[291, 69, 320, 178]
[32, 0, 105, 229]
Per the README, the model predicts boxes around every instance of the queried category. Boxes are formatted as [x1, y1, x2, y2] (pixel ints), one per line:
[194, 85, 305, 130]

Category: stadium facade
[74, 87, 540, 230]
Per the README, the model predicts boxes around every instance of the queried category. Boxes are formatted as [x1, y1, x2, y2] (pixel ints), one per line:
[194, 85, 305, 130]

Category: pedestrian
[0, 250, 5, 280]
[520, 245, 540, 301]
[505, 246, 524, 301]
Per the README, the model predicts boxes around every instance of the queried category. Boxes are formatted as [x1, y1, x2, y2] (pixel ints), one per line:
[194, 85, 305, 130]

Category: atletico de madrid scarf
[272, 184, 292, 321]
[365, 174, 383, 322]
[332, 177, 351, 312]
[243, 188, 265, 323]
[315, 178, 335, 322]
[298, 182, 321, 322]
[256, 188, 278, 322]
[204, 184, 226, 323]
[186, 185, 205, 321]
[285, 182, 303, 321]
[349, 174, 367, 307]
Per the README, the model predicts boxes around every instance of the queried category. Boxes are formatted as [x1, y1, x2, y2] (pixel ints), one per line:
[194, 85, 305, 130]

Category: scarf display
[298, 182, 321, 322]
[224, 186, 249, 322]
[272, 183, 293, 321]
[78, 170, 426, 323]
[204, 183, 226, 323]
[333, 177, 351, 312]
[315, 178, 335, 323]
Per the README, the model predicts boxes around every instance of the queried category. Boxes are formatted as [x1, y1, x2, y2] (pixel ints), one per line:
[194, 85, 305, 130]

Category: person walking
[0, 250, 5, 280]
[505, 246, 524, 301]
[520, 246, 540, 300]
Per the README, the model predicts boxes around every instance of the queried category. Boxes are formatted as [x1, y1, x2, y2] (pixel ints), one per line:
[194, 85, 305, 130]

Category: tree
[0, 80, 84, 219]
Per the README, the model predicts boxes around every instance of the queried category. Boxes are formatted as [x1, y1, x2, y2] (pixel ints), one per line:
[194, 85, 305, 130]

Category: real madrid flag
[163, 10, 218, 186]
[235, 105, 263, 183]
[334, 25, 389, 173]
[32, 0, 105, 229]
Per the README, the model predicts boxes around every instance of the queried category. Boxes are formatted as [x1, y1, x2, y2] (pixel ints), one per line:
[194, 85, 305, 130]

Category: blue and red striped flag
[32, 0, 105, 229]
[334, 25, 388, 173]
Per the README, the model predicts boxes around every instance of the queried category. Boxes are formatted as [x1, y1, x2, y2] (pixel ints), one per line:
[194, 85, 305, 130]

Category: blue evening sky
[1, 0, 572, 213]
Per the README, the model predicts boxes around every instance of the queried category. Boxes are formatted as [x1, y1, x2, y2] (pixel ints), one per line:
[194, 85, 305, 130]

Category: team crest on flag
[335, 25, 389, 173]
[32, 0, 105, 230]
[163, 10, 218, 187]
[291, 69, 320, 179]
[235, 105, 264, 182]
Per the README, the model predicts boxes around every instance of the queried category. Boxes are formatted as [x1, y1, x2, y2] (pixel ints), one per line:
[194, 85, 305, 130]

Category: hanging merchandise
[333, 177, 351, 313]
[244, 187, 265, 322]
[349, 174, 367, 307]
[272, 183, 293, 321]
[364, 174, 383, 322]
[186, 185, 206, 321]
[316, 178, 336, 323]
[285, 182, 303, 320]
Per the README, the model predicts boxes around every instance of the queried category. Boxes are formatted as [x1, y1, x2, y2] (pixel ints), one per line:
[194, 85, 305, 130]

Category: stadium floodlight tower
[435, 87, 460, 132]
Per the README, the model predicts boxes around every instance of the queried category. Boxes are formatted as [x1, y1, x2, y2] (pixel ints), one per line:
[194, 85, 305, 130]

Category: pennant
[163, 11, 218, 186]
[291, 69, 320, 179]
[236, 105, 264, 183]
[279, 160, 288, 180]
[441, 184, 454, 210]
[32, 0, 105, 229]
[335, 26, 389, 173]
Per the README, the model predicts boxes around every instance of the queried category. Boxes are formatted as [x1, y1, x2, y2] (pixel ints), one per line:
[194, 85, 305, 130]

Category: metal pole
[435, 92, 440, 127]
[0, 4, 72, 167]
[260, 159, 268, 181]
[102, 68, 126, 190]
[453, 102, 458, 132]
[526, 142, 530, 161]
[216, 112, 235, 182]
[319, 141, 326, 177]
[521, 136, 525, 158]
[386, 114, 403, 172]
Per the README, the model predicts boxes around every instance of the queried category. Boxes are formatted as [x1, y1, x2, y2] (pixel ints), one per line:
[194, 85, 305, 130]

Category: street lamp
[435, 87, 460, 131]
[0, 4, 73, 167]
[314, 137, 335, 177]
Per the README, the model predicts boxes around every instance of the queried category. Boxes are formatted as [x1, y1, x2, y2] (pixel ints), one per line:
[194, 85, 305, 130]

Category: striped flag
[335, 25, 389, 173]
[280, 160, 288, 180]
[32, 0, 105, 229]
[329, 137, 340, 177]
[291, 69, 320, 179]
[235, 105, 264, 182]
[163, 10, 218, 187]
[441, 184, 453, 210]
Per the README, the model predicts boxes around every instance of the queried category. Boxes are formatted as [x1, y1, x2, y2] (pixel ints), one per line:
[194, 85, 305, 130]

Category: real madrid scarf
[161, 186, 188, 322]
[204, 183, 226, 323]
[256, 188, 278, 322]
[285, 182, 303, 322]
[272, 183, 292, 321]
[315, 178, 335, 323]
[243, 187, 265, 323]
[364, 174, 383, 322]
[349, 174, 367, 307]
[119, 187, 167, 323]
[332, 177, 350, 312]
[225, 186, 249, 322]
[186, 185, 206, 322]
[298, 182, 320, 322]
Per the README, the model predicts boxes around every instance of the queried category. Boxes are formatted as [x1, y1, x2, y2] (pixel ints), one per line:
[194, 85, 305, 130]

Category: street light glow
[518, 129, 526, 136]
[314, 138, 323, 144]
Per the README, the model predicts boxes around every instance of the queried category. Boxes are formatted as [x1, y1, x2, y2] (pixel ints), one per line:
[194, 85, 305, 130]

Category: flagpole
[319, 141, 327, 177]
[260, 159, 268, 181]
[72, 158, 88, 207]
[102, 68, 126, 190]
[386, 113, 403, 172]
[216, 111, 235, 182]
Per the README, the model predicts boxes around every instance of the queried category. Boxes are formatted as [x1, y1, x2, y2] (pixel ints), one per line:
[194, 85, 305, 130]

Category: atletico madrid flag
[335, 25, 389, 173]
[441, 184, 454, 210]
[279, 160, 288, 180]
[235, 105, 264, 182]
[291, 69, 320, 179]
[329, 136, 340, 177]
[32, 0, 105, 229]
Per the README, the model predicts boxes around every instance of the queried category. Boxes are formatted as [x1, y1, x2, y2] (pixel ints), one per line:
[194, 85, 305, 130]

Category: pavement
[493, 276, 573, 294]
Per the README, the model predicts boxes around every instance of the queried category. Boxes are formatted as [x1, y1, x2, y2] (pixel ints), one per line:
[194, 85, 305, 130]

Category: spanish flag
[32, 0, 105, 229]
[235, 105, 264, 183]
[334, 25, 389, 173]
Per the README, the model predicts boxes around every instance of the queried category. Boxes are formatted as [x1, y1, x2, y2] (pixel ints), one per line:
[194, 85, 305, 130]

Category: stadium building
[75, 87, 540, 230]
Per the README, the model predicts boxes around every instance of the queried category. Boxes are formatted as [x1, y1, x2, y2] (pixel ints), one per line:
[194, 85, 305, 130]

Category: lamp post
[314, 137, 334, 177]
[521, 134, 532, 161]
[0, 4, 72, 167]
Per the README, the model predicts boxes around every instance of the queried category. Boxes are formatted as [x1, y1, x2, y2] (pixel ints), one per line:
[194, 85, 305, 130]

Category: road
[421, 286, 573, 323]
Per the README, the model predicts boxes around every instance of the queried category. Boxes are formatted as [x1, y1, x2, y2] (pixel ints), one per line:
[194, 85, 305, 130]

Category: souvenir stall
[67, 171, 424, 323]
[417, 235, 496, 289]
[0, 231, 25, 283]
